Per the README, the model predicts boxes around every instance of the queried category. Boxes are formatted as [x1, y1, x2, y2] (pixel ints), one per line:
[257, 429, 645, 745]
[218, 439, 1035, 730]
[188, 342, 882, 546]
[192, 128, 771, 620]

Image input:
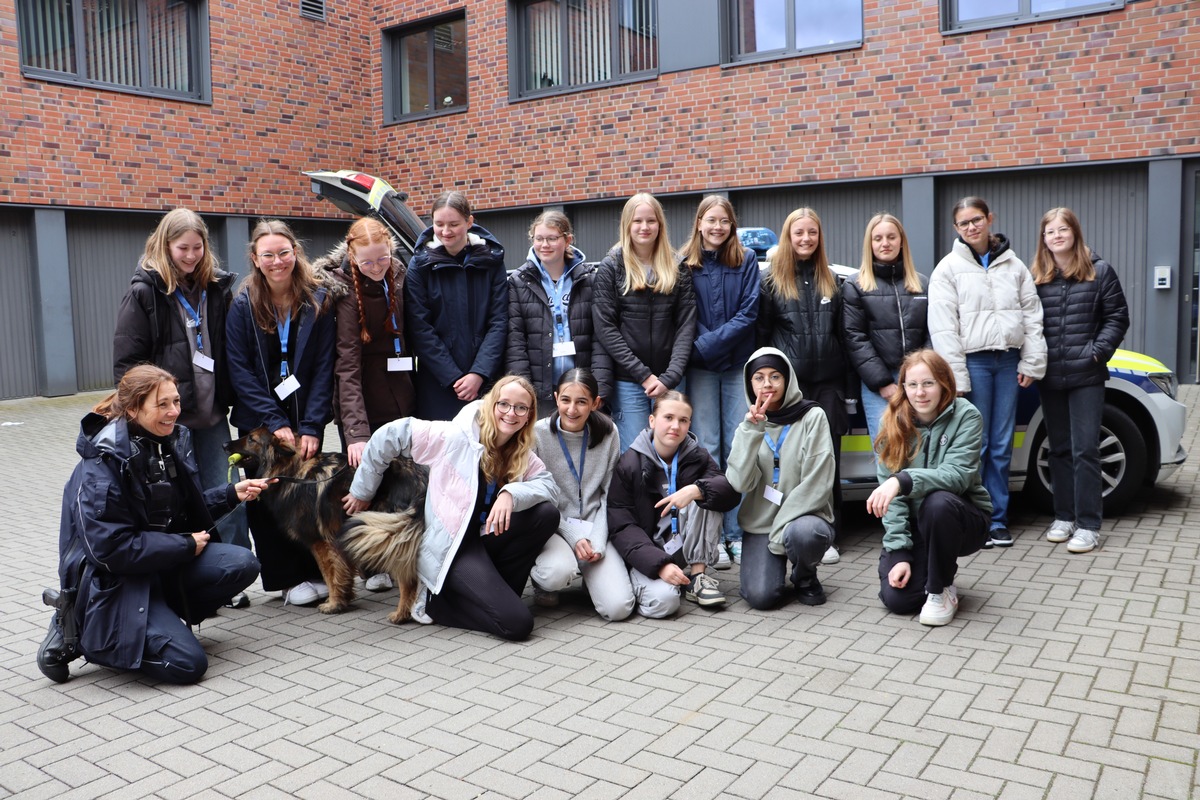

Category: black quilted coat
[1035, 254, 1129, 391]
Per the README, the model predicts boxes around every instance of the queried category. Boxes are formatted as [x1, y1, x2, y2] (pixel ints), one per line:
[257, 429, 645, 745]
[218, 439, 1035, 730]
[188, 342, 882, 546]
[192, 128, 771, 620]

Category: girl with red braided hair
[324, 217, 417, 591]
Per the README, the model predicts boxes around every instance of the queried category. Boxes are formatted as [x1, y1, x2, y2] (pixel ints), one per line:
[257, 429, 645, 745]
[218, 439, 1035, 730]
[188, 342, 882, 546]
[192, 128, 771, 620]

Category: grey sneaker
[1045, 520, 1076, 543]
[685, 572, 726, 607]
[715, 545, 732, 570]
[821, 545, 840, 565]
[919, 586, 958, 626]
[1067, 528, 1099, 553]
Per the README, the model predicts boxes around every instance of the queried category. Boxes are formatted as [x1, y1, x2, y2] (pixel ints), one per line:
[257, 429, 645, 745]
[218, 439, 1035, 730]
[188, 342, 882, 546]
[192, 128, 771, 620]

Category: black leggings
[427, 502, 559, 641]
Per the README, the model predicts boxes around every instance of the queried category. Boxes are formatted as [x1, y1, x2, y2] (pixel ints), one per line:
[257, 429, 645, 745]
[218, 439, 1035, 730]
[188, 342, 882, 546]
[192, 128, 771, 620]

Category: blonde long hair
[239, 219, 322, 333]
[875, 350, 957, 473]
[1031, 207, 1095, 284]
[681, 195, 747, 269]
[140, 208, 218, 293]
[478, 375, 538, 486]
[767, 207, 837, 301]
[857, 213, 922, 293]
[616, 193, 677, 294]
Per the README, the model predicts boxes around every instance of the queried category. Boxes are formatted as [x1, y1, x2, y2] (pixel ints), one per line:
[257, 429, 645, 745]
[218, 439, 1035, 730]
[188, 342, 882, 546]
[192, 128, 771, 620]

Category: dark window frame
[726, 0, 863, 66]
[16, 0, 211, 103]
[383, 12, 469, 124]
[508, 0, 660, 101]
[941, 0, 1124, 34]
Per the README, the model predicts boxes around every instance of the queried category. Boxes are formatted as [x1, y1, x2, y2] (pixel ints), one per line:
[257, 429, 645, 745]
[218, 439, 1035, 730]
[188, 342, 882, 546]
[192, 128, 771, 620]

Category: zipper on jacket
[891, 274, 907, 356]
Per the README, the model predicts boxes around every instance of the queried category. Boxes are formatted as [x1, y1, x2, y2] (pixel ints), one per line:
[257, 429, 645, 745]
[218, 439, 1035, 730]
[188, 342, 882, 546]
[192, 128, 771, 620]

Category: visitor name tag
[552, 341, 577, 358]
[664, 536, 682, 555]
[763, 485, 784, 506]
[192, 351, 215, 372]
[275, 374, 301, 400]
[564, 517, 593, 539]
[387, 357, 414, 372]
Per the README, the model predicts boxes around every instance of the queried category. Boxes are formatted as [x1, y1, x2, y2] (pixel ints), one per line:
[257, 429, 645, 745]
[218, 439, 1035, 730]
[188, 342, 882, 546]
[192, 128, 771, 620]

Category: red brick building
[1, 0, 1197, 398]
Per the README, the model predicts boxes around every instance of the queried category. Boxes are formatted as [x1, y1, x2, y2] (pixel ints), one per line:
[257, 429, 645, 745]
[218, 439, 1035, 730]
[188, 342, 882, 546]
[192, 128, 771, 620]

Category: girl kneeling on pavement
[726, 348, 836, 610]
[344, 375, 559, 641]
[606, 392, 739, 614]
[530, 368, 628, 619]
[869, 349, 992, 627]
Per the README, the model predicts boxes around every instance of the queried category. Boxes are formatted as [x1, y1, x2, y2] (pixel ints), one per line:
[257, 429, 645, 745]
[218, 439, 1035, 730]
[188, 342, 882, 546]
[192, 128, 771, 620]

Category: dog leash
[227, 455, 351, 486]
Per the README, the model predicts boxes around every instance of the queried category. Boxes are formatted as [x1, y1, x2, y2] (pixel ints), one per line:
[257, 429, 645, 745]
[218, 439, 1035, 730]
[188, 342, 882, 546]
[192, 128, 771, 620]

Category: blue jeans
[861, 371, 899, 446]
[191, 421, 250, 550]
[965, 349, 1021, 530]
[686, 366, 745, 543]
[1040, 383, 1105, 530]
[612, 380, 653, 452]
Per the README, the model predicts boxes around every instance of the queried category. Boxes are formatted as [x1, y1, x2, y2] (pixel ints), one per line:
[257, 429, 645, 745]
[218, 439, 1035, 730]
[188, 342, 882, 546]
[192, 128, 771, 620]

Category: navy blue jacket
[404, 224, 508, 419]
[1036, 254, 1129, 391]
[58, 415, 239, 670]
[225, 287, 336, 437]
[687, 249, 760, 372]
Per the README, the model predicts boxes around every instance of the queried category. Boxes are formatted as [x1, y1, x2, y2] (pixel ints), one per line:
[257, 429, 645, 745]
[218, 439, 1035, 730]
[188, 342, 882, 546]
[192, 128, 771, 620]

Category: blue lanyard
[174, 289, 206, 352]
[763, 424, 791, 486]
[556, 426, 588, 517]
[478, 480, 498, 524]
[382, 278, 402, 356]
[654, 447, 680, 536]
[276, 308, 291, 378]
[550, 284, 569, 343]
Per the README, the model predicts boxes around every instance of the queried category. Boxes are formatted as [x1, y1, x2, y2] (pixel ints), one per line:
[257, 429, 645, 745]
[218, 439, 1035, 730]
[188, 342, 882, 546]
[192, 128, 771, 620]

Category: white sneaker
[1067, 528, 1099, 554]
[822, 546, 840, 565]
[728, 541, 742, 565]
[919, 586, 958, 626]
[411, 590, 433, 624]
[283, 580, 329, 606]
[715, 546, 732, 570]
[1045, 520, 1076, 543]
[365, 573, 394, 592]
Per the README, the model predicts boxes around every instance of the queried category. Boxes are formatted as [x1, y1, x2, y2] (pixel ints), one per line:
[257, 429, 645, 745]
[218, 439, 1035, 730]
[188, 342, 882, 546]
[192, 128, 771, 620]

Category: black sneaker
[36, 618, 71, 684]
[223, 592, 250, 609]
[988, 528, 1014, 548]
[796, 577, 827, 606]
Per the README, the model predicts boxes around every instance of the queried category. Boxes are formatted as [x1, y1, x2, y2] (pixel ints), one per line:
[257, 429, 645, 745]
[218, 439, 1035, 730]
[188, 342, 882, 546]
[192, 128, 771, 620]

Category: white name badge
[192, 351, 215, 372]
[274, 374, 301, 400]
[763, 485, 784, 506]
[388, 357, 415, 372]
[663, 536, 682, 555]
[564, 517, 593, 540]
[552, 341, 577, 358]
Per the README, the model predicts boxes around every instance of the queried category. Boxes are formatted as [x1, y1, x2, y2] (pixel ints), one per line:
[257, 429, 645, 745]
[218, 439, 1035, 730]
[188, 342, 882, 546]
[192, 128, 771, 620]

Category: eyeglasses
[532, 235, 563, 245]
[496, 400, 531, 417]
[257, 249, 295, 263]
[904, 380, 938, 391]
[701, 217, 732, 228]
[1044, 227, 1071, 238]
[355, 255, 393, 270]
[953, 215, 987, 231]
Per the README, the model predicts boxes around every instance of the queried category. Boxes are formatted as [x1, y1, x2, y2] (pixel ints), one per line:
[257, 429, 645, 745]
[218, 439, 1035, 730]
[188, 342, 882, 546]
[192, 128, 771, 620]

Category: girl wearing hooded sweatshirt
[726, 348, 836, 610]
[870, 349, 991, 627]
[405, 191, 508, 421]
[345, 375, 559, 641]
[928, 197, 1046, 548]
[507, 211, 613, 414]
[606, 392, 739, 613]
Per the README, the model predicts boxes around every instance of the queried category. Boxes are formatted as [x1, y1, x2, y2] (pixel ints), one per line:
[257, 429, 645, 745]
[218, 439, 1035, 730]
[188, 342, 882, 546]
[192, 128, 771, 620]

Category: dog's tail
[339, 510, 424, 578]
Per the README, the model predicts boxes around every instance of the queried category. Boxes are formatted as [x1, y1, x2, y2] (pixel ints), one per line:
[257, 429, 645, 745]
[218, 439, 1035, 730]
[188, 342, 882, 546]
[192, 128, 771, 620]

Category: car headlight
[1147, 372, 1177, 400]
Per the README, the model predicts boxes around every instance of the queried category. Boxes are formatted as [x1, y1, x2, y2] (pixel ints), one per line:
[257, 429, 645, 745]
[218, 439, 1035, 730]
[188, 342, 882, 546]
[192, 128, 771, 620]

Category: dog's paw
[387, 609, 412, 625]
[318, 600, 349, 614]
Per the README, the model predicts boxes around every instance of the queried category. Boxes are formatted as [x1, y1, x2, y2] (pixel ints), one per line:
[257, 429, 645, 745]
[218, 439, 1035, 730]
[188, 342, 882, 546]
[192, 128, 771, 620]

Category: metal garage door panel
[0, 209, 38, 399]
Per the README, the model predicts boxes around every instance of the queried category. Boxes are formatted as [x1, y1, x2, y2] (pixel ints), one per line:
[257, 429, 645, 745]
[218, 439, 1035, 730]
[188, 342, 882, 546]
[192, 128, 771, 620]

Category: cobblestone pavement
[1, 388, 1198, 799]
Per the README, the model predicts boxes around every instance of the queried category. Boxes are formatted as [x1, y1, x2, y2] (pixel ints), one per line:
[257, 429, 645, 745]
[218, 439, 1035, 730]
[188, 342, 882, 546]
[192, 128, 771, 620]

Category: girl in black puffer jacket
[843, 213, 930, 444]
[1031, 207, 1129, 555]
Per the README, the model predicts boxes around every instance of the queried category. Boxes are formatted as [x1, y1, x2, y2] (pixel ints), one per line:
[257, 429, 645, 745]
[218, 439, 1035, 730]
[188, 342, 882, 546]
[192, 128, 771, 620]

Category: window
[17, 0, 208, 100]
[515, 0, 658, 97]
[386, 15, 467, 121]
[943, 0, 1123, 32]
[731, 0, 862, 61]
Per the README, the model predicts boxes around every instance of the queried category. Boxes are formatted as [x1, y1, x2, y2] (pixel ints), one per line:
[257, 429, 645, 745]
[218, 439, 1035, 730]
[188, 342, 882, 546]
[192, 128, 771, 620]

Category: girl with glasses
[345, 375, 559, 640]
[870, 349, 992, 626]
[506, 211, 613, 416]
[405, 191, 509, 421]
[592, 193, 698, 450]
[226, 219, 337, 607]
[1030, 207, 1129, 554]
[679, 196, 761, 567]
[928, 197, 1046, 548]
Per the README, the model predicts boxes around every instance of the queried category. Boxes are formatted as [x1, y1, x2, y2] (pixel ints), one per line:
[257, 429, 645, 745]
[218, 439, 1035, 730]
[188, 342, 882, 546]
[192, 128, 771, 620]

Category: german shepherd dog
[224, 427, 429, 623]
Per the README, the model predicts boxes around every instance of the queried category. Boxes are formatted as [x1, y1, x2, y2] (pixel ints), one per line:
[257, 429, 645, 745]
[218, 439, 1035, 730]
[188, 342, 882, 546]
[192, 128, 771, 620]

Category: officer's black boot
[36, 616, 71, 683]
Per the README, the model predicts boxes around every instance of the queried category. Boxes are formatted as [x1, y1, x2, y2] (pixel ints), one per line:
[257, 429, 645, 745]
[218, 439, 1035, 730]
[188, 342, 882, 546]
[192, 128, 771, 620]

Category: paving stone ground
[1, 387, 1198, 799]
